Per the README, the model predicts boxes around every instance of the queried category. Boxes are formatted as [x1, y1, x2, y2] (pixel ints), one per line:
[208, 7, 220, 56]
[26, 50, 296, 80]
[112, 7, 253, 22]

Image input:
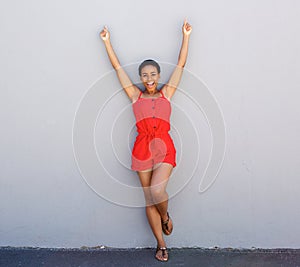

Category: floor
[1, 247, 300, 267]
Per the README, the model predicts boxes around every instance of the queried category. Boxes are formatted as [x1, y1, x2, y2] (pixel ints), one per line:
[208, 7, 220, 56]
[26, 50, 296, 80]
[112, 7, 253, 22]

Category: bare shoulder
[161, 85, 173, 101]
[130, 85, 141, 103]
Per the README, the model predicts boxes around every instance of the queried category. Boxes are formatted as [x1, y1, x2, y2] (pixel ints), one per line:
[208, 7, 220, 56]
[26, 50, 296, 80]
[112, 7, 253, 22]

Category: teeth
[147, 82, 154, 85]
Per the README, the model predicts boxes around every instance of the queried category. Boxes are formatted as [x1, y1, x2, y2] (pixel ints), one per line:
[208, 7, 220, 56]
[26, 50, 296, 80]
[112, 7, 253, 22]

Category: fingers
[183, 19, 191, 29]
[182, 18, 192, 35]
[102, 25, 108, 34]
[100, 25, 109, 40]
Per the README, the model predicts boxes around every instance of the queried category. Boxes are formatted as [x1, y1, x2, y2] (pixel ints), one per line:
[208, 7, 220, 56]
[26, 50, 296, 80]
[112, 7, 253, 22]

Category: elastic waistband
[138, 131, 169, 136]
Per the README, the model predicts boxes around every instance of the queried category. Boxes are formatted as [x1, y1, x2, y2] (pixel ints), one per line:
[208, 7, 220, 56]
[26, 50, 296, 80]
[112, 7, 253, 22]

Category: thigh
[137, 170, 153, 187]
[151, 163, 173, 189]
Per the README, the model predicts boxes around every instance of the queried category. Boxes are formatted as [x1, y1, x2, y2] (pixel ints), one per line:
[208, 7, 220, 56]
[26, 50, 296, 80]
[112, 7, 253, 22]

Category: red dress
[131, 90, 176, 171]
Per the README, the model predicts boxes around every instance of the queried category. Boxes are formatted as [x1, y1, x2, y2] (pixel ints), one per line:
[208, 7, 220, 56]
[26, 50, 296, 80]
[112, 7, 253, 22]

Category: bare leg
[137, 163, 174, 261]
[151, 163, 173, 231]
[137, 170, 166, 250]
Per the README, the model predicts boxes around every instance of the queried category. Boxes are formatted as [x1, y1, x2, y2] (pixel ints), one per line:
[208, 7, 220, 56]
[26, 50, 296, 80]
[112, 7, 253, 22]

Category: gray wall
[1, 0, 300, 248]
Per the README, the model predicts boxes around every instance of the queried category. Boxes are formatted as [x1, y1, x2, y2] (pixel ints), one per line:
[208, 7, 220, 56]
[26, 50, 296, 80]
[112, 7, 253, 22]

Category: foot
[161, 212, 173, 235]
[155, 246, 169, 262]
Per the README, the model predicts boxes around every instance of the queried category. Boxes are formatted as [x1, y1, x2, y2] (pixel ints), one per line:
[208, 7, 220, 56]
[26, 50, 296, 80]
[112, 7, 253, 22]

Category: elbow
[113, 63, 121, 70]
[177, 61, 186, 68]
[177, 56, 187, 68]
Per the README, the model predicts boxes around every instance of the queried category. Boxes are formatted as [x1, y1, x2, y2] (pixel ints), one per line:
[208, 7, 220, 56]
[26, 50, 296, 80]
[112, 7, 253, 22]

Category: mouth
[146, 81, 155, 88]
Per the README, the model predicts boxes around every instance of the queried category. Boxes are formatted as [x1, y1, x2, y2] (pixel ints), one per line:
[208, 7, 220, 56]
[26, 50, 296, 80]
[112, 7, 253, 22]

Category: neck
[145, 89, 158, 95]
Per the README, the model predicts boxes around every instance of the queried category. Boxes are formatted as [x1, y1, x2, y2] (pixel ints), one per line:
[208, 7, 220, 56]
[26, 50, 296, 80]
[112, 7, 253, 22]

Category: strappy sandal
[155, 246, 169, 262]
[161, 212, 173, 235]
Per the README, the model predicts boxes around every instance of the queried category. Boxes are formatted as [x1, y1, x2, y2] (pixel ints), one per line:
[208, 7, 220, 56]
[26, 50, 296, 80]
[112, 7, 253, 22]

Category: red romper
[131, 90, 177, 171]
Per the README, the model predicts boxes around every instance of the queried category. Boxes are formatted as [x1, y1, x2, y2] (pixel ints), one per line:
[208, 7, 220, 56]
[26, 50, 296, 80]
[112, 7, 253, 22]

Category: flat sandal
[155, 246, 169, 262]
[161, 212, 173, 235]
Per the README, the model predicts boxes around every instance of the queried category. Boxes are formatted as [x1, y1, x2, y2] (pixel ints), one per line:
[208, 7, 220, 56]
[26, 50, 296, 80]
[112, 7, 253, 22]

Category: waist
[137, 130, 170, 136]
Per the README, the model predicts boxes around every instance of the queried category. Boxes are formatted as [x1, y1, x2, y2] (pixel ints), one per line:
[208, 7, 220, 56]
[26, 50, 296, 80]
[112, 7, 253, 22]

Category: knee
[144, 196, 153, 206]
[150, 185, 167, 202]
[143, 189, 154, 206]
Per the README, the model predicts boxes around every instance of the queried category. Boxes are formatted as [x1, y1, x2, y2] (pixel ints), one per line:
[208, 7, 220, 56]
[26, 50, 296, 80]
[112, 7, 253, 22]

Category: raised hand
[182, 19, 192, 36]
[100, 25, 110, 41]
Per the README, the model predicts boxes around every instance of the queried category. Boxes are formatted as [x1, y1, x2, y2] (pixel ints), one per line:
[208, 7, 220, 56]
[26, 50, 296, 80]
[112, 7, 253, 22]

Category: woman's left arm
[163, 19, 192, 99]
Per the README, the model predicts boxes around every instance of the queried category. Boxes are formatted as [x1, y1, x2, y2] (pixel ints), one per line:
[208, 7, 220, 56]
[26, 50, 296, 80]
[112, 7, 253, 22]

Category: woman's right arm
[100, 26, 140, 101]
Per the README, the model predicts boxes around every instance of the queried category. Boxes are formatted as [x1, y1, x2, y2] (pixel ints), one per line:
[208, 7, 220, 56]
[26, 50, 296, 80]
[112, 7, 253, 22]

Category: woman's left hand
[182, 19, 192, 36]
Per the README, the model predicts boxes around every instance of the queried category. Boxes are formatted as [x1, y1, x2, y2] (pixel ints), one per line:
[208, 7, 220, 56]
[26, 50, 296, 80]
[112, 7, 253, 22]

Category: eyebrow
[142, 72, 157, 75]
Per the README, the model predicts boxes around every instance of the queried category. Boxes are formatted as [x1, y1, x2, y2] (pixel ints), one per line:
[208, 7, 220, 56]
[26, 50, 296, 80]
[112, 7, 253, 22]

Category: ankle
[157, 241, 166, 248]
[161, 212, 169, 223]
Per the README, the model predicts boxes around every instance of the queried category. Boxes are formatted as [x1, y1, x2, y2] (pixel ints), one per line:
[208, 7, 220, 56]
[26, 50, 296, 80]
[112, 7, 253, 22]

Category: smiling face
[140, 65, 160, 93]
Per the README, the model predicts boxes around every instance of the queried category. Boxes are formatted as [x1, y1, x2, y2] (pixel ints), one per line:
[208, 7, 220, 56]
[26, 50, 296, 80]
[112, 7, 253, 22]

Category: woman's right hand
[100, 26, 110, 41]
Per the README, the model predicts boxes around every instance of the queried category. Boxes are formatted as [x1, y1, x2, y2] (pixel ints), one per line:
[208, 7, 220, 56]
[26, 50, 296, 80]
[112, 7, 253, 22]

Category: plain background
[1, 0, 300, 248]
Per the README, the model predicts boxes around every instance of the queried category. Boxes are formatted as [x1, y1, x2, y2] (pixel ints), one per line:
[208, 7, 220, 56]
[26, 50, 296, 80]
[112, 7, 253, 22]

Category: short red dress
[131, 90, 176, 171]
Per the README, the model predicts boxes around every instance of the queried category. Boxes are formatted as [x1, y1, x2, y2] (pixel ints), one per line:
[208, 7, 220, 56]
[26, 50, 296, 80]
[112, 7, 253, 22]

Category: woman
[100, 19, 192, 262]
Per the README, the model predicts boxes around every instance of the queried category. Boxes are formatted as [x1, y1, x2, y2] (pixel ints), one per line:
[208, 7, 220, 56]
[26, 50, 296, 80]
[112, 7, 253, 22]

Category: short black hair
[138, 59, 161, 76]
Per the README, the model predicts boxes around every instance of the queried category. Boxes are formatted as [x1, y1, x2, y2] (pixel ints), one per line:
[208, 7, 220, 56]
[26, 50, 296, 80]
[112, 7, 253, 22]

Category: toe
[156, 249, 168, 262]
[155, 252, 163, 261]
[156, 248, 168, 262]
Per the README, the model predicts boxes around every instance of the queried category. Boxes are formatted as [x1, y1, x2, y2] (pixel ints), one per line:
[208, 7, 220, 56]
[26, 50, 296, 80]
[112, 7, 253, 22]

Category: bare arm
[162, 19, 192, 99]
[100, 26, 140, 101]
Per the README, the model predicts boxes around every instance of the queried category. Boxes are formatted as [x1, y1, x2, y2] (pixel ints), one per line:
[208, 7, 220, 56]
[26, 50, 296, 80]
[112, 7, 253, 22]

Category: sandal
[161, 212, 173, 235]
[155, 246, 169, 262]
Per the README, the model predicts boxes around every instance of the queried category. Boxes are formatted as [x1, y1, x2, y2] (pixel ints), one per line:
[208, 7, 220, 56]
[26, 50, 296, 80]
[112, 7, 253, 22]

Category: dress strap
[138, 90, 143, 99]
[159, 89, 171, 102]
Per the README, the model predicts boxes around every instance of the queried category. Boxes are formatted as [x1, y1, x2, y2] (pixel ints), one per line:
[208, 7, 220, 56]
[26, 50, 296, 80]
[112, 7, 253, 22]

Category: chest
[132, 98, 171, 121]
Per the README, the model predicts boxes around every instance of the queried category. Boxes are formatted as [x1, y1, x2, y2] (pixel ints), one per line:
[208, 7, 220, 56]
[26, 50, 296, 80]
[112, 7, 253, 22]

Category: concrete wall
[1, 0, 300, 248]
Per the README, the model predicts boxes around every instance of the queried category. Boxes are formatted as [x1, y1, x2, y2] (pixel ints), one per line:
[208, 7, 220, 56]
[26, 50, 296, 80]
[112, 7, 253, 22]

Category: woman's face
[140, 65, 160, 93]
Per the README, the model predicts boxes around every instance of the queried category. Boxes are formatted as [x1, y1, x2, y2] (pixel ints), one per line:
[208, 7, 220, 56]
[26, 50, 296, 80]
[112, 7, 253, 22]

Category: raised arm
[100, 26, 140, 101]
[162, 19, 192, 99]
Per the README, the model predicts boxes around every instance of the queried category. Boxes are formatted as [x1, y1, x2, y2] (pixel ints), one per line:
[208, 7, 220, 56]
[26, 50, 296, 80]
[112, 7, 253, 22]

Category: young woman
[100, 19, 192, 262]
